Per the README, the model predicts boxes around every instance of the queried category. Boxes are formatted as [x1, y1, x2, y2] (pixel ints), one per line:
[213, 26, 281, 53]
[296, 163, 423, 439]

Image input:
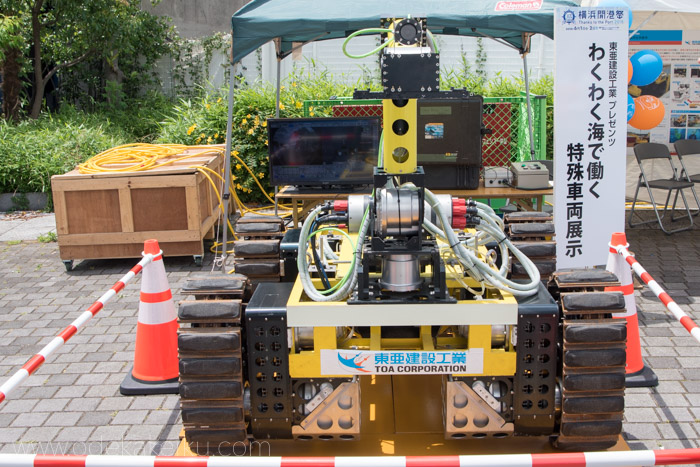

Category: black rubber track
[180, 381, 243, 400]
[179, 357, 242, 376]
[178, 332, 240, 352]
[182, 407, 244, 424]
[565, 323, 626, 343]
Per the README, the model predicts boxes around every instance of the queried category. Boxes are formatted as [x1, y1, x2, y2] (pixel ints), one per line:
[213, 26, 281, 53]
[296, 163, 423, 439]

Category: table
[276, 181, 553, 227]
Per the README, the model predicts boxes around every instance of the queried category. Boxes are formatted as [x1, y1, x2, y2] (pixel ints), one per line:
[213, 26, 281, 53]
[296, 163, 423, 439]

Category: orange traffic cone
[605, 232, 658, 388]
[120, 239, 179, 395]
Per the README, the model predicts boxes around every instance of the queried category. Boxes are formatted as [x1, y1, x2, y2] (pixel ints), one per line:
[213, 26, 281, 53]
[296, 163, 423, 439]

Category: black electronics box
[417, 97, 484, 190]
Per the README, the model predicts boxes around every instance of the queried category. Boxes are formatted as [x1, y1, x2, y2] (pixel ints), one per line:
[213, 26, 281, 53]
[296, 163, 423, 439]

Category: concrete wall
[140, 0, 248, 38]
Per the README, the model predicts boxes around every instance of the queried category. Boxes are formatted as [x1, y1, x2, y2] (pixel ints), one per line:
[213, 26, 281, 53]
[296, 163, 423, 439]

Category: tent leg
[220, 63, 237, 272]
[275, 53, 282, 118]
[522, 52, 536, 161]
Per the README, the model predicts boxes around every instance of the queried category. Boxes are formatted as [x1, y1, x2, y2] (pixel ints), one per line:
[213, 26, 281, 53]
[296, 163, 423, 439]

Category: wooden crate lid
[52, 145, 224, 180]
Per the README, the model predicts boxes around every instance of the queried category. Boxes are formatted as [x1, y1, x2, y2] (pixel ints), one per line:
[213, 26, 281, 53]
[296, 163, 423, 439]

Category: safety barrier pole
[613, 243, 700, 345]
[0, 253, 155, 404]
[1, 449, 700, 466]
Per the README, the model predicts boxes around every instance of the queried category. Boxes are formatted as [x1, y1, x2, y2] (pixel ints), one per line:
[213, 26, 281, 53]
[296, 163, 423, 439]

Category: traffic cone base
[120, 239, 180, 396]
[605, 231, 658, 388]
[625, 365, 659, 388]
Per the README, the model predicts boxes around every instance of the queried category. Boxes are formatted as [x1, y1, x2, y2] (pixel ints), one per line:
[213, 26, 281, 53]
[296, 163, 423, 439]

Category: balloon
[628, 95, 665, 130]
[630, 50, 664, 87]
[627, 94, 636, 122]
[628, 59, 633, 84]
[597, 0, 633, 28]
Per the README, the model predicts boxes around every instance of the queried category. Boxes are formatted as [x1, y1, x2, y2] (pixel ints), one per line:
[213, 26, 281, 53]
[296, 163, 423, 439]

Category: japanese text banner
[554, 7, 628, 268]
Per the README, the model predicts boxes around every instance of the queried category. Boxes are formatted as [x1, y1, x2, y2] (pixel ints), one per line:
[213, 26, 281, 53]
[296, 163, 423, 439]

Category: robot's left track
[178, 274, 251, 455]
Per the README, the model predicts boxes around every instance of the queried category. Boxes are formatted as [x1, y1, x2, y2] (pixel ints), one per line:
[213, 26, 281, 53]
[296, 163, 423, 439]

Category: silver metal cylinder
[424, 194, 453, 227]
[347, 195, 371, 233]
[295, 326, 347, 350]
[457, 325, 508, 348]
[380, 254, 422, 292]
[375, 188, 421, 237]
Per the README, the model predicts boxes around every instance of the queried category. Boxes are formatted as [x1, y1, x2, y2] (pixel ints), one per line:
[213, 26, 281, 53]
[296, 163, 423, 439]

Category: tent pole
[522, 48, 536, 161]
[274, 39, 282, 215]
[220, 63, 237, 272]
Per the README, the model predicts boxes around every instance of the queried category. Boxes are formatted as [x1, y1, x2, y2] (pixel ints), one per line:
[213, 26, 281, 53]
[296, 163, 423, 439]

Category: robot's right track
[549, 269, 627, 451]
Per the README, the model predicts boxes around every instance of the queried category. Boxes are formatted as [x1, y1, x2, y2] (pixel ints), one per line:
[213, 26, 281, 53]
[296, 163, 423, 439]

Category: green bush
[0, 106, 130, 200]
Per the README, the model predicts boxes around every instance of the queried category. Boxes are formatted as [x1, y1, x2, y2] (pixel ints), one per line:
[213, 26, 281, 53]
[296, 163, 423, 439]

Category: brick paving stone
[91, 425, 129, 442]
[652, 392, 692, 407]
[76, 411, 114, 427]
[20, 426, 61, 442]
[10, 412, 49, 427]
[625, 407, 661, 423]
[124, 425, 165, 442]
[0, 429, 26, 444]
[53, 385, 88, 399]
[129, 396, 164, 411]
[55, 427, 94, 442]
[96, 397, 131, 412]
[111, 410, 148, 425]
[44, 412, 82, 427]
[66, 398, 101, 412]
[657, 407, 695, 422]
[623, 423, 661, 440]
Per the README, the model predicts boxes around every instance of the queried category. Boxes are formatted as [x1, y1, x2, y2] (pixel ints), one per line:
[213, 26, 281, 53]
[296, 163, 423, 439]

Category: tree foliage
[0, 0, 173, 118]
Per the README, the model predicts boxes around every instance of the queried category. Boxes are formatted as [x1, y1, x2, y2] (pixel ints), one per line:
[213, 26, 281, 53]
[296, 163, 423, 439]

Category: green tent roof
[231, 0, 581, 63]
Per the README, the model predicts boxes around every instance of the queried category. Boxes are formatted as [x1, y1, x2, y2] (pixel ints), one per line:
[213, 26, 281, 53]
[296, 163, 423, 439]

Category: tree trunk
[1, 47, 21, 121]
[29, 3, 44, 119]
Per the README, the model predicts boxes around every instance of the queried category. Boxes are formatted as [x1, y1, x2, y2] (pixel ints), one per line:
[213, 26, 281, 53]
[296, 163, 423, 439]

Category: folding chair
[629, 143, 694, 234]
[672, 139, 700, 215]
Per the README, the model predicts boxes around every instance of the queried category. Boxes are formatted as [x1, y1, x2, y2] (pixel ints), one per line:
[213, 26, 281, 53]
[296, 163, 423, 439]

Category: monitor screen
[268, 117, 380, 187]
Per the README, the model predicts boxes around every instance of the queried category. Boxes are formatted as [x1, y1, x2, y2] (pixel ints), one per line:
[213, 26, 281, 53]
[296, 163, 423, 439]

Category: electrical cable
[342, 28, 393, 59]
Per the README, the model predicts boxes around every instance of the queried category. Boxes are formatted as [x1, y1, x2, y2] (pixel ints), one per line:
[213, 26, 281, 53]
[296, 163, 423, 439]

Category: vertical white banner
[554, 7, 628, 269]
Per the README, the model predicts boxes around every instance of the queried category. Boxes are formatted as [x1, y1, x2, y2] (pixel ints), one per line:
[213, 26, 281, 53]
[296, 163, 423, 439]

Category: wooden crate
[51, 147, 228, 265]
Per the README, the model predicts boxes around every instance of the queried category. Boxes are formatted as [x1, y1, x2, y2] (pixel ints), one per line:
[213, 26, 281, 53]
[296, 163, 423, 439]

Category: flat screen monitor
[268, 117, 380, 187]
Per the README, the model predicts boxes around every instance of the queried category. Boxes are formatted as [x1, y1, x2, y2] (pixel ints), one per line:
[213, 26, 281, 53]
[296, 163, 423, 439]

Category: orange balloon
[628, 59, 633, 84]
[628, 95, 665, 130]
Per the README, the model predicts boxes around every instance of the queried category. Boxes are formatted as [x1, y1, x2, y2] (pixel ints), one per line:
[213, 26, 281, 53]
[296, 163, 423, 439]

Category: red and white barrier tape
[613, 244, 700, 345]
[0, 253, 156, 404]
[1, 449, 700, 466]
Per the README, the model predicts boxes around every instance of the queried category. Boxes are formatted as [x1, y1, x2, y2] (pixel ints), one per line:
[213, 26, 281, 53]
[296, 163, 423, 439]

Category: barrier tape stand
[0, 253, 155, 404]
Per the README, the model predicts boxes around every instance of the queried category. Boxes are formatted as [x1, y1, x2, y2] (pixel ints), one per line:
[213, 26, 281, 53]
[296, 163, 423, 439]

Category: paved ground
[0, 212, 699, 458]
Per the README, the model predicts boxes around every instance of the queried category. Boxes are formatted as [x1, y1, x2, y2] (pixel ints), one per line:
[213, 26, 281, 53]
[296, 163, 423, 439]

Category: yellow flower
[217, 97, 222, 103]
[205, 103, 210, 110]
[257, 172, 265, 178]
[280, 86, 285, 90]
[187, 124, 196, 135]
[292, 81, 297, 87]
[254, 116, 260, 125]
[235, 164, 242, 170]
[195, 137, 202, 144]
[309, 111, 315, 116]
[214, 133, 219, 138]
[236, 183, 242, 190]
[207, 137, 213, 144]
[295, 101, 302, 109]
[246, 114, 251, 118]
[248, 128, 254, 135]
[232, 150, 239, 156]
[262, 121, 267, 128]
[269, 192, 274, 198]
[279, 103, 285, 110]
[200, 133, 205, 138]
[232, 175, 237, 181]
[241, 118, 247, 125]
[309, 106, 314, 112]
[264, 139, 269, 146]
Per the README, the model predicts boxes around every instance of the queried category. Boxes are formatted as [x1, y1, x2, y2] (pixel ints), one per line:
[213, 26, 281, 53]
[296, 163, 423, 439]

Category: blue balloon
[627, 94, 636, 122]
[630, 50, 664, 87]
[597, 0, 633, 28]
